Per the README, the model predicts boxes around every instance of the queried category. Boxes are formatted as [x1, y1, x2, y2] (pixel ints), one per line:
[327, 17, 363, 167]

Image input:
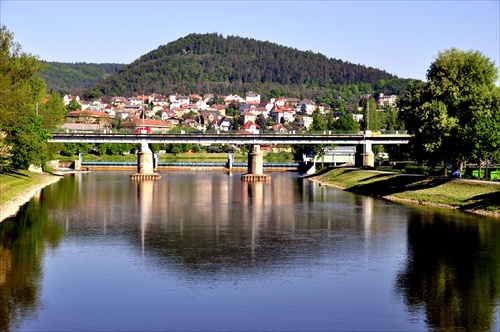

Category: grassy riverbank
[0, 170, 62, 222]
[310, 168, 500, 217]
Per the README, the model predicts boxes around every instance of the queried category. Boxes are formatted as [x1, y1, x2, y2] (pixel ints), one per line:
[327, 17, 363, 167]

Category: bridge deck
[50, 132, 410, 145]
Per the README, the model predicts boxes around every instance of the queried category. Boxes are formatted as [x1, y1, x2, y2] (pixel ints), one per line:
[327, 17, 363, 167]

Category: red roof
[241, 121, 260, 129]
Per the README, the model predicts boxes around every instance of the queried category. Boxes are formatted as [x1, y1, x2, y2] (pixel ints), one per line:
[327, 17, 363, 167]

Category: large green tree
[310, 109, 327, 131]
[0, 25, 50, 171]
[398, 48, 500, 173]
[331, 114, 359, 132]
[38, 92, 66, 129]
[360, 97, 379, 131]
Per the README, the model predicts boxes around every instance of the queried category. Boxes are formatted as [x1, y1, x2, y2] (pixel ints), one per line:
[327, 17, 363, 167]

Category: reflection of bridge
[49, 131, 411, 181]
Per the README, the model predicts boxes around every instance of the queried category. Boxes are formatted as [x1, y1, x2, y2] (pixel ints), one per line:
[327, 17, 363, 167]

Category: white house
[169, 94, 190, 105]
[300, 116, 313, 129]
[271, 107, 294, 123]
[152, 95, 169, 106]
[377, 93, 397, 107]
[299, 99, 315, 115]
[245, 92, 261, 104]
[240, 121, 260, 134]
[224, 94, 245, 104]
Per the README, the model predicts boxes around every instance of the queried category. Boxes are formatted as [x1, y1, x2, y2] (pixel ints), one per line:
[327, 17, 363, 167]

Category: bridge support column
[241, 145, 270, 182]
[362, 141, 374, 167]
[130, 142, 161, 180]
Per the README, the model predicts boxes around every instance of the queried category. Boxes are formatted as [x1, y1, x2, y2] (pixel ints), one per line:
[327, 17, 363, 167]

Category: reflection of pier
[138, 180, 154, 255]
[241, 180, 265, 258]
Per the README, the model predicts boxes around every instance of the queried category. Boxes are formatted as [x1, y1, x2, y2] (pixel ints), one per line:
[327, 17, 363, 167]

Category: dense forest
[39, 62, 126, 95]
[77, 33, 413, 103]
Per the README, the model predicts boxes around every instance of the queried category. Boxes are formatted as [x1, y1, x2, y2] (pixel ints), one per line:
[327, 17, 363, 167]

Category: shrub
[403, 165, 428, 175]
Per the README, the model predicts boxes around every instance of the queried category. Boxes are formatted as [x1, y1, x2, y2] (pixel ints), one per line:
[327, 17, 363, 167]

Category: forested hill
[39, 62, 126, 95]
[84, 33, 409, 99]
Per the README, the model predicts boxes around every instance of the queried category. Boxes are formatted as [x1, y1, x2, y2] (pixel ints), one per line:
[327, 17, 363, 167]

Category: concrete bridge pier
[355, 141, 375, 167]
[241, 145, 270, 182]
[363, 141, 375, 167]
[130, 142, 161, 180]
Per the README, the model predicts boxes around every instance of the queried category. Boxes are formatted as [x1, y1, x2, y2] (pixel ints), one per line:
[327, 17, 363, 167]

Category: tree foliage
[5, 117, 50, 169]
[39, 61, 126, 96]
[398, 48, 500, 170]
[331, 114, 359, 132]
[311, 110, 327, 131]
[0, 25, 50, 171]
[0, 131, 13, 169]
[83, 33, 410, 107]
[67, 99, 81, 111]
[360, 97, 379, 131]
[38, 92, 67, 129]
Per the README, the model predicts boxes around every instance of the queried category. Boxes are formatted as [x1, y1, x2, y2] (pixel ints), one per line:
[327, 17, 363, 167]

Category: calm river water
[1, 171, 499, 331]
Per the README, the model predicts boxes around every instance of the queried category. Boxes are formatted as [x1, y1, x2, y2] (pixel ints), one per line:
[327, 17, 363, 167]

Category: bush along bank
[309, 168, 500, 217]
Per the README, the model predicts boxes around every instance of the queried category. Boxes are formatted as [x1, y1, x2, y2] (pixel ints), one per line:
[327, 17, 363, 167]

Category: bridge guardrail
[51, 129, 408, 136]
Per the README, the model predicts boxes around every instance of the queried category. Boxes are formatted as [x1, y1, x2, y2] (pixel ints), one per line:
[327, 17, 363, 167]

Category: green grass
[315, 168, 500, 214]
[0, 170, 48, 206]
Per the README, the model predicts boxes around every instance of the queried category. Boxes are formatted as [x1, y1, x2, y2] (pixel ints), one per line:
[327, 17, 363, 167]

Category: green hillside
[82, 33, 411, 100]
[39, 61, 126, 95]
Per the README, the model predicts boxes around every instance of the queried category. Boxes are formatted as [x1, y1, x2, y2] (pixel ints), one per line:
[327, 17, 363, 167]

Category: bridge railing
[51, 128, 408, 136]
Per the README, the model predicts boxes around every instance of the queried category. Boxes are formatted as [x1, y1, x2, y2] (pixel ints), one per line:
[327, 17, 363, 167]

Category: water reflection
[396, 209, 500, 331]
[1, 172, 499, 331]
[0, 194, 63, 331]
[136, 180, 154, 255]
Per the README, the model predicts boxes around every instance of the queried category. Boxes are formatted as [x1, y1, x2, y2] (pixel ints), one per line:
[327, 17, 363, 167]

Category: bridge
[49, 130, 411, 181]
[49, 131, 410, 145]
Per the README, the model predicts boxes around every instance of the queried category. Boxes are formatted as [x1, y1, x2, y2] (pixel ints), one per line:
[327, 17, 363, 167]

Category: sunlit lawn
[317, 168, 500, 213]
[0, 170, 47, 206]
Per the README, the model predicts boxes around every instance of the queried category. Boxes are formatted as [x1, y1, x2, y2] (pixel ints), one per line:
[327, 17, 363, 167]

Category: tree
[67, 99, 81, 111]
[310, 109, 326, 131]
[398, 48, 500, 174]
[255, 114, 267, 131]
[28, 76, 46, 106]
[5, 116, 50, 170]
[0, 25, 50, 171]
[60, 143, 91, 156]
[38, 92, 66, 129]
[332, 114, 359, 132]
[326, 111, 336, 130]
[360, 97, 379, 131]
[0, 131, 13, 169]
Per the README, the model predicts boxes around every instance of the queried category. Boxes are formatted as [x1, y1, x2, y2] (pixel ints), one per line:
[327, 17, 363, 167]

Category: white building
[299, 99, 315, 115]
[300, 116, 313, 129]
[245, 92, 261, 104]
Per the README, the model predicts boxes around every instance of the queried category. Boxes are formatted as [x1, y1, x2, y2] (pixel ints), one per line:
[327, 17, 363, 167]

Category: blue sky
[1, 1, 499, 83]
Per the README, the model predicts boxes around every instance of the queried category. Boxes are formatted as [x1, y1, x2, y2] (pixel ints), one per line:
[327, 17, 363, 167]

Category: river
[1, 171, 499, 331]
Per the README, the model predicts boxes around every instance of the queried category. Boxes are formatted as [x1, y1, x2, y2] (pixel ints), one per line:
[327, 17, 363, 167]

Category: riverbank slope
[308, 168, 500, 217]
[0, 171, 62, 222]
